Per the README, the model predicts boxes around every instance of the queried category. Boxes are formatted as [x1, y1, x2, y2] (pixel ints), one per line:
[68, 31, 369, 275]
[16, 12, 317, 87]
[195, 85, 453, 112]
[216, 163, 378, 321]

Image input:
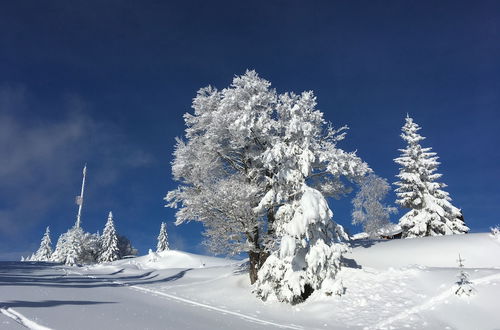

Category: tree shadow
[347, 239, 392, 248]
[0, 262, 194, 289]
[341, 257, 362, 269]
[1, 300, 116, 308]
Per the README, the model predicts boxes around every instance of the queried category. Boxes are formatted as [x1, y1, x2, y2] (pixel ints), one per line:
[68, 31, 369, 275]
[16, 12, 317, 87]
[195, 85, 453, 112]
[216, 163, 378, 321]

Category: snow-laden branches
[166, 70, 370, 297]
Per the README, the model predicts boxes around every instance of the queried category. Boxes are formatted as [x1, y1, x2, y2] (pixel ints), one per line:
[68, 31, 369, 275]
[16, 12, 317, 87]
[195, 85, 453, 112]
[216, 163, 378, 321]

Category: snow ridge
[0, 307, 52, 330]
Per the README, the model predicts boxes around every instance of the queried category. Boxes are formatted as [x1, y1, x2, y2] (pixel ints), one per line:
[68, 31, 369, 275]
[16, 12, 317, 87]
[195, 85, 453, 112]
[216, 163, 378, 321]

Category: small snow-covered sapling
[490, 225, 500, 241]
[454, 254, 475, 297]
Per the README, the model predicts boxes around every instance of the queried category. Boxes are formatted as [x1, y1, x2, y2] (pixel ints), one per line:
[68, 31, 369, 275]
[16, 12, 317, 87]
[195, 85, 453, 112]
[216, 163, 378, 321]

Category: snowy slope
[2, 233, 500, 329]
[350, 233, 500, 269]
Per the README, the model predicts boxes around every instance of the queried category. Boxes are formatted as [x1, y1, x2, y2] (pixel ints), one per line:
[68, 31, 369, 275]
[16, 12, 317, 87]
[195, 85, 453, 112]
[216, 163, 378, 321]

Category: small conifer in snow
[34, 226, 53, 261]
[157, 222, 169, 252]
[99, 212, 120, 263]
[148, 248, 160, 262]
[454, 254, 475, 297]
[490, 225, 500, 241]
[394, 115, 469, 238]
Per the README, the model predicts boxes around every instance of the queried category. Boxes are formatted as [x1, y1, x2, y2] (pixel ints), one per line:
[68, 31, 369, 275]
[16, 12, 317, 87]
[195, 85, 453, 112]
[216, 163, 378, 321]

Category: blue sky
[1, 1, 499, 259]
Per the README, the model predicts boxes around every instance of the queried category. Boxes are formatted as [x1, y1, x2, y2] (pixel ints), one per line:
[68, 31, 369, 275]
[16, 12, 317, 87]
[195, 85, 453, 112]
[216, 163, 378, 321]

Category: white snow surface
[2, 233, 500, 329]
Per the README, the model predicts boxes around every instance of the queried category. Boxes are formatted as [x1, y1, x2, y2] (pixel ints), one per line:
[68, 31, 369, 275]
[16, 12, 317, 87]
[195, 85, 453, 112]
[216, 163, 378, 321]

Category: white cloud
[0, 85, 154, 242]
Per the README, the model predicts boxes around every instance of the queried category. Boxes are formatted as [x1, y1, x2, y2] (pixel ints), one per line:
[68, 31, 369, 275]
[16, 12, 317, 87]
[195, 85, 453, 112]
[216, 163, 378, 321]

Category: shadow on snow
[0, 262, 193, 289]
[1, 300, 116, 309]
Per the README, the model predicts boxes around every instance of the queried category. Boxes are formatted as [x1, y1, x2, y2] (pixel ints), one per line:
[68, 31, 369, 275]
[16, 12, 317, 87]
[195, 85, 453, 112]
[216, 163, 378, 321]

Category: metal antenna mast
[75, 164, 87, 228]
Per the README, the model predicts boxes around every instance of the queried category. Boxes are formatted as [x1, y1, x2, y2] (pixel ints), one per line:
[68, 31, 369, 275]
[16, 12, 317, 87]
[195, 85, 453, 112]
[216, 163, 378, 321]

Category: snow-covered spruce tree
[394, 115, 469, 238]
[352, 174, 397, 238]
[52, 226, 84, 265]
[167, 71, 369, 289]
[157, 222, 169, 252]
[99, 212, 120, 263]
[33, 226, 53, 261]
[252, 91, 369, 303]
[65, 229, 82, 266]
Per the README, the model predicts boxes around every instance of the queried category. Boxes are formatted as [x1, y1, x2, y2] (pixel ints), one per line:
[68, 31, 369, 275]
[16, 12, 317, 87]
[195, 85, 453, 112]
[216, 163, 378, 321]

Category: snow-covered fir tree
[454, 254, 474, 297]
[156, 222, 169, 252]
[33, 226, 53, 261]
[51, 226, 100, 265]
[52, 226, 83, 265]
[65, 228, 82, 266]
[352, 174, 397, 238]
[394, 115, 469, 238]
[252, 90, 368, 303]
[167, 70, 369, 301]
[254, 186, 349, 303]
[99, 211, 120, 263]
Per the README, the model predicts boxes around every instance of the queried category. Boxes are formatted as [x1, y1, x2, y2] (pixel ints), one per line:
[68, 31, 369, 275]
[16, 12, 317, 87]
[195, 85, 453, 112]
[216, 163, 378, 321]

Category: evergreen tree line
[28, 217, 171, 266]
[27, 212, 138, 266]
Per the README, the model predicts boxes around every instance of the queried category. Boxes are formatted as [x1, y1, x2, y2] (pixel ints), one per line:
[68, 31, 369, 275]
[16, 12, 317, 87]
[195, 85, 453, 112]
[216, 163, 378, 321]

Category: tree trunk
[248, 250, 270, 284]
[248, 208, 275, 284]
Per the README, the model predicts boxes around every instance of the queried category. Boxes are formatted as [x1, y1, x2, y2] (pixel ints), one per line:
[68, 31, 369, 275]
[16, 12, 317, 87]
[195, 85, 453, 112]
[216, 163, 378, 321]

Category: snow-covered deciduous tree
[157, 222, 169, 252]
[454, 254, 475, 297]
[99, 212, 120, 263]
[80, 231, 101, 263]
[167, 71, 276, 283]
[117, 235, 138, 258]
[33, 226, 53, 261]
[394, 115, 469, 238]
[167, 71, 369, 289]
[352, 174, 397, 238]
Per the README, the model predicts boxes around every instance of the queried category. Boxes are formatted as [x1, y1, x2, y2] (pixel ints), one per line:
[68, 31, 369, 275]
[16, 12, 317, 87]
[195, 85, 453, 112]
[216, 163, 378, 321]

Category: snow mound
[350, 233, 500, 269]
[109, 250, 236, 270]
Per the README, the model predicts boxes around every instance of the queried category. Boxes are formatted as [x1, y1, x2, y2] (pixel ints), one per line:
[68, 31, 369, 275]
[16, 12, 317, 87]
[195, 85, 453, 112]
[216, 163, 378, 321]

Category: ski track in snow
[126, 283, 304, 330]
[73, 269, 304, 330]
[372, 272, 500, 330]
[0, 308, 52, 330]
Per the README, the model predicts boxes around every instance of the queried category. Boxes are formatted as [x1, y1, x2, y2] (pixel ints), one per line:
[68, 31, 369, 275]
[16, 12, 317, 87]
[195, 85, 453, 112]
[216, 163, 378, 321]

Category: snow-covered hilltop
[3, 233, 500, 329]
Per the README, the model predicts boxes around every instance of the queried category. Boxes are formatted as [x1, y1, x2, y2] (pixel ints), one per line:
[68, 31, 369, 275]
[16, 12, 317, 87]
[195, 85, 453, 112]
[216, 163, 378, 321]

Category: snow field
[2, 233, 499, 329]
